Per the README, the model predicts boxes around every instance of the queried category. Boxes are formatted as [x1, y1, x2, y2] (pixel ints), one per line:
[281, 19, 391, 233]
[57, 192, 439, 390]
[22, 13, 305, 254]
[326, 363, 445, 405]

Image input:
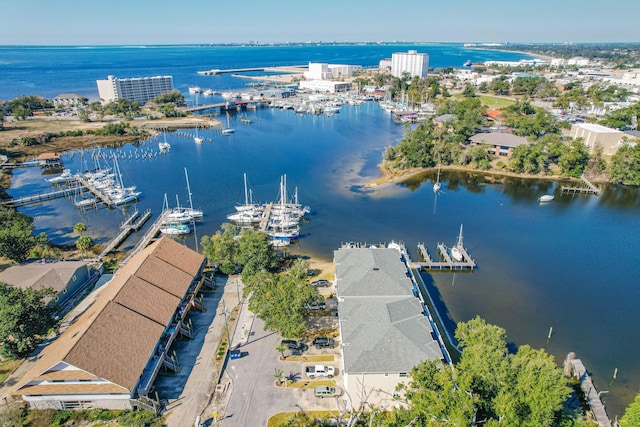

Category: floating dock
[415, 243, 476, 271]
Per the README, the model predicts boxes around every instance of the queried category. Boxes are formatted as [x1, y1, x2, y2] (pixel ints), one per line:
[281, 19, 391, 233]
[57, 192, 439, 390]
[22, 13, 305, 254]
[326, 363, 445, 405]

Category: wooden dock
[561, 174, 601, 196]
[98, 209, 152, 259]
[258, 203, 273, 232]
[568, 357, 612, 427]
[121, 210, 171, 265]
[415, 243, 476, 271]
[1, 186, 80, 207]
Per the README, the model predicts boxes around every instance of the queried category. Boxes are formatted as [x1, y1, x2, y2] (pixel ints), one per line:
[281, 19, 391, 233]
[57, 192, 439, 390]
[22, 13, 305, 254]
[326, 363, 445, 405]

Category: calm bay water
[3, 44, 640, 417]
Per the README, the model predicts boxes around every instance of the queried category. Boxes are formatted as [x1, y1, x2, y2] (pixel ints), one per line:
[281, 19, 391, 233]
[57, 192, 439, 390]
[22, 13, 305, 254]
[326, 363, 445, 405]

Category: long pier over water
[415, 243, 476, 271]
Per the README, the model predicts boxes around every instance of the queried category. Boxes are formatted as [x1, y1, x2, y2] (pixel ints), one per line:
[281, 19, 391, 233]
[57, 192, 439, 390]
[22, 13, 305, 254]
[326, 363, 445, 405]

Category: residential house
[0, 259, 99, 307]
[469, 132, 530, 158]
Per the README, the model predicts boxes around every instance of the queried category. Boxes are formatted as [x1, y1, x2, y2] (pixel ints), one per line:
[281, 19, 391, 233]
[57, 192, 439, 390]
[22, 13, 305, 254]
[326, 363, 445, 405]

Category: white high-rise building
[391, 50, 429, 78]
[96, 75, 174, 104]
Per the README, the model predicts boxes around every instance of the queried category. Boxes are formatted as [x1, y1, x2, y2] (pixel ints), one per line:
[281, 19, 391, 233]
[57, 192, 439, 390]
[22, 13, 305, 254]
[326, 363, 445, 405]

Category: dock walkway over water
[561, 174, 601, 196]
[98, 209, 152, 259]
[1, 186, 80, 207]
[565, 355, 612, 427]
[121, 210, 171, 265]
[415, 243, 476, 271]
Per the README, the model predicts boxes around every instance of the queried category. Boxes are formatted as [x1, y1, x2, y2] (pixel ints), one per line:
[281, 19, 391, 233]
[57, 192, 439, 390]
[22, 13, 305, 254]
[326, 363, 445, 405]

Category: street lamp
[222, 299, 231, 350]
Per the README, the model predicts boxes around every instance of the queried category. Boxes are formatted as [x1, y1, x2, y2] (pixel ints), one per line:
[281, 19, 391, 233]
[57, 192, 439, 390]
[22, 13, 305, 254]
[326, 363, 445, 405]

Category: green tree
[236, 228, 277, 280]
[245, 269, 317, 338]
[0, 109, 4, 130]
[469, 146, 492, 170]
[201, 223, 239, 274]
[609, 144, 640, 185]
[0, 206, 37, 263]
[0, 282, 55, 358]
[558, 139, 590, 178]
[73, 222, 87, 235]
[462, 83, 476, 98]
[76, 235, 94, 255]
[621, 390, 640, 427]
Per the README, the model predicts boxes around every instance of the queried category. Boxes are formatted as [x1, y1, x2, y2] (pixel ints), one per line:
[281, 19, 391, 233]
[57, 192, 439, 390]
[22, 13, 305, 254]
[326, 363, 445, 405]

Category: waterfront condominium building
[391, 50, 429, 78]
[96, 75, 174, 104]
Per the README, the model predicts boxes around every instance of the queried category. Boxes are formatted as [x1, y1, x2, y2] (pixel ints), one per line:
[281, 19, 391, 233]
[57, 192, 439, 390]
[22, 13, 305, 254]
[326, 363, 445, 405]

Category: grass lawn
[268, 410, 347, 427]
[0, 358, 23, 384]
[286, 354, 334, 363]
[276, 378, 335, 389]
[451, 93, 517, 110]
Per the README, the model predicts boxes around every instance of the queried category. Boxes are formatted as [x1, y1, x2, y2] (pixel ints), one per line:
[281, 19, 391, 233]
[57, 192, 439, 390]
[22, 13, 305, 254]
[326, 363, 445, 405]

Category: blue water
[0, 43, 530, 101]
[3, 44, 640, 417]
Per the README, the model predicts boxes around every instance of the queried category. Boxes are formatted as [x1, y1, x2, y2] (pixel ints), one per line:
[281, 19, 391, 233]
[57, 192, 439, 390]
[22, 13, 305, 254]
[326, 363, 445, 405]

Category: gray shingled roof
[469, 131, 530, 148]
[335, 247, 444, 374]
[0, 260, 89, 294]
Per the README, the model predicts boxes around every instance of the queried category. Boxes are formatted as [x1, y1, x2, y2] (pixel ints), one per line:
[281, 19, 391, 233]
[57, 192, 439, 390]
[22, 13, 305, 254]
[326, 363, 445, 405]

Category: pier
[121, 210, 171, 265]
[98, 209, 152, 259]
[565, 354, 612, 427]
[415, 243, 476, 271]
[197, 65, 306, 76]
[1, 186, 80, 207]
[561, 174, 601, 196]
[258, 203, 273, 232]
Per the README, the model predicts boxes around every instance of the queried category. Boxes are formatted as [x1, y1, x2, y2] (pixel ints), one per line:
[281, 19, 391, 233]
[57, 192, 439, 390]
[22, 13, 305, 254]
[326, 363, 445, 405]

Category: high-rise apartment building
[96, 75, 174, 104]
[391, 50, 429, 78]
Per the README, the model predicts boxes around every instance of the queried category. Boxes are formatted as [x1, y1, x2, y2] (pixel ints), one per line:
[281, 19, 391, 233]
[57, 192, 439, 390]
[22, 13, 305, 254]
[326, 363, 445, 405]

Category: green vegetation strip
[286, 354, 334, 362]
[0, 358, 23, 383]
[268, 410, 347, 427]
[276, 379, 335, 389]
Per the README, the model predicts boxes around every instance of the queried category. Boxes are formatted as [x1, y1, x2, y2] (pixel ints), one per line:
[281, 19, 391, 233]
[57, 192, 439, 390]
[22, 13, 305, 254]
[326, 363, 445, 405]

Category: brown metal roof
[113, 275, 180, 326]
[134, 255, 195, 299]
[37, 369, 99, 381]
[18, 382, 129, 396]
[8, 237, 205, 399]
[65, 302, 164, 391]
[153, 237, 205, 277]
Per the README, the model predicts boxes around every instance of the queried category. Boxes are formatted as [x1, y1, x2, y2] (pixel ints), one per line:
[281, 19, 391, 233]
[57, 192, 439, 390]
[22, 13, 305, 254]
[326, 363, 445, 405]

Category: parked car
[314, 385, 342, 398]
[305, 301, 326, 311]
[313, 337, 334, 349]
[280, 339, 308, 352]
[311, 279, 330, 287]
[229, 349, 245, 359]
[305, 364, 335, 379]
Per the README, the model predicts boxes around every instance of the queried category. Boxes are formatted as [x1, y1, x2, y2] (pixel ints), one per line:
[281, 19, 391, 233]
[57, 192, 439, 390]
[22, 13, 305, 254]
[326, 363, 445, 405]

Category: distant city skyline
[1, 0, 639, 45]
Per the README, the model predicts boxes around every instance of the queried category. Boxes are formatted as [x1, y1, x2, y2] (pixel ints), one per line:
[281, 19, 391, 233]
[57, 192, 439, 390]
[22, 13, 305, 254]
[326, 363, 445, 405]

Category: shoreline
[467, 46, 558, 63]
[363, 162, 605, 190]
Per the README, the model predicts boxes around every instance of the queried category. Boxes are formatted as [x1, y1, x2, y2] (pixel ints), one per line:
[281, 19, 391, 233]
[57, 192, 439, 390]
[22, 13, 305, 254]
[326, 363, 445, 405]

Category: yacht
[538, 194, 554, 202]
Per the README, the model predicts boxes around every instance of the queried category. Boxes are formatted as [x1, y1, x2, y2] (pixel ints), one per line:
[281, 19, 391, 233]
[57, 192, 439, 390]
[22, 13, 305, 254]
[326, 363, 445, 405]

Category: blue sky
[1, 0, 638, 45]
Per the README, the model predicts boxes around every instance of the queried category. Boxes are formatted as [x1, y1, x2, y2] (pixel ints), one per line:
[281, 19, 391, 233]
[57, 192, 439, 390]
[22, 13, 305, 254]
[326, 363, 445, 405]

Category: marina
[98, 209, 152, 259]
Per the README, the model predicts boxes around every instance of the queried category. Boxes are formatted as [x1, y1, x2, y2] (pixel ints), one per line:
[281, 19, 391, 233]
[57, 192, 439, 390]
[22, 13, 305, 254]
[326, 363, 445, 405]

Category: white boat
[538, 194, 554, 202]
[222, 112, 234, 135]
[158, 133, 171, 151]
[74, 197, 96, 207]
[160, 223, 191, 235]
[188, 86, 202, 94]
[451, 224, 464, 262]
[183, 168, 203, 219]
[433, 162, 442, 194]
[46, 169, 74, 184]
[269, 238, 290, 248]
[194, 127, 204, 144]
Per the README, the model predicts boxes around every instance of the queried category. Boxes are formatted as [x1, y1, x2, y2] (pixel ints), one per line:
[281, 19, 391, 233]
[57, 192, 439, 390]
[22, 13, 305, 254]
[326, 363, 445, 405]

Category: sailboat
[158, 132, 171, 151]
[183, 168, 203, 219]
[222, 112, 235, 135]
[194, 126, 204, 144]
[451, 224, 464, 262]
[433, 164, 442, 194]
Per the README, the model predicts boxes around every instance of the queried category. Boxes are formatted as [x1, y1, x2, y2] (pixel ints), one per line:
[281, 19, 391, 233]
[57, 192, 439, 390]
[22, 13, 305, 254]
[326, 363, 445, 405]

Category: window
[399, 372, 408, 378]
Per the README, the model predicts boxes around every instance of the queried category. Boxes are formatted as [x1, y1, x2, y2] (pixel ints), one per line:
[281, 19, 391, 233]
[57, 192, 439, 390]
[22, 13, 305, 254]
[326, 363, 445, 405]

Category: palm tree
[273, 368, 284, 386]
[73, 223, 87, 235]
[276, 344, 288, 360]
[76, 236, 93, 257]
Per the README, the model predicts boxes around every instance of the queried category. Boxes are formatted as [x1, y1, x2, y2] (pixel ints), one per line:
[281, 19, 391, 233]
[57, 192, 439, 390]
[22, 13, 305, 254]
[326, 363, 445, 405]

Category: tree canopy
[0, 206, 37, 263]
[0, 282, 55, 358]
[609, 144, 640, 185]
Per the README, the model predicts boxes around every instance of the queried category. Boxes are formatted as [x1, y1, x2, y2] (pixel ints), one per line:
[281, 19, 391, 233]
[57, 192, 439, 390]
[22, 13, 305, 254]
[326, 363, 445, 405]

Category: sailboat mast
[244, 173, 249, 206]
[185, 168, 194, 211]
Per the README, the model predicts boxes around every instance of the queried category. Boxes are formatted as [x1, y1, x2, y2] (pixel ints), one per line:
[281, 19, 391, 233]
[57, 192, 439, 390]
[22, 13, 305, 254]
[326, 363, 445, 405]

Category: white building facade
[299, 80, 352, 93]
[96, 75, 174, 104]
[304, 62, 361, 80]
[391, 50, 429, 78]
